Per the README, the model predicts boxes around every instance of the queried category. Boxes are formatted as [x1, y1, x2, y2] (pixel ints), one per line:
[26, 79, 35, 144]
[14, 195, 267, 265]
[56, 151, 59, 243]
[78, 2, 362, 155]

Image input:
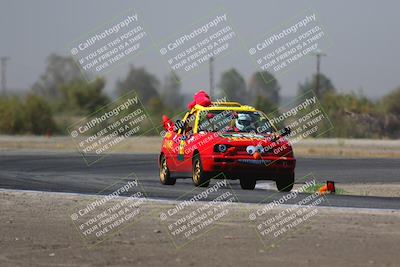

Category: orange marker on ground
[318, 184, 328, 194]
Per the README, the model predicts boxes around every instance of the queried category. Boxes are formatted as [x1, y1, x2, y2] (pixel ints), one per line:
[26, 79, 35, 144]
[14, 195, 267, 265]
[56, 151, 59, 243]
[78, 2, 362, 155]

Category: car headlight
[214, 144, 229, 153]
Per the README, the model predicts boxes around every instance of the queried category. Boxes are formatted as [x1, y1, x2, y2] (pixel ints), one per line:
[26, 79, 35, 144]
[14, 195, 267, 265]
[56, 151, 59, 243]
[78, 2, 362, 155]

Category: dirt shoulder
[291, 183, 400, 198]
[334, 183, 400, 198]
[1, 190, 399, 267]
[1, 136, 400, 158]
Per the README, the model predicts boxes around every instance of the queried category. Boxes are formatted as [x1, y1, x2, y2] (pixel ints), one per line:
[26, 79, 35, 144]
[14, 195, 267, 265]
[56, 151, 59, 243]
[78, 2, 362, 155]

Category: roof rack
[192, 102, 256, 112]
[211, 101, 242, 107]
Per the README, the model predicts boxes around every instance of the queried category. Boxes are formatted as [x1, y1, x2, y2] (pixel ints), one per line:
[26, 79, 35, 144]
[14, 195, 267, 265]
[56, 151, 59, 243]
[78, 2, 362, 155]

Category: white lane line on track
[255, 182, 276, 190]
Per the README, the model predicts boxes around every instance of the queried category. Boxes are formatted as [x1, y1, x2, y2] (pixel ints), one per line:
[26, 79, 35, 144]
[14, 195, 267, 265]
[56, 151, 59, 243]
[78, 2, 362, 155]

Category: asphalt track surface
[0, 152, 399, 210]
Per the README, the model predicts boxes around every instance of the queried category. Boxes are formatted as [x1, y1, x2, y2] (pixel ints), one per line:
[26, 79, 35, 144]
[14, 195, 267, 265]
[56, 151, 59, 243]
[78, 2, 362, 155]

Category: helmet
[235, 113, 252, 131]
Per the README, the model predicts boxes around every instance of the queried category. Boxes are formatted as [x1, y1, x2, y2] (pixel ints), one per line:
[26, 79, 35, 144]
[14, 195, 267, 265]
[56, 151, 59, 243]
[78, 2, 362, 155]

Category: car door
[167, 112, 191, 173]
[178, 111, 198, 173]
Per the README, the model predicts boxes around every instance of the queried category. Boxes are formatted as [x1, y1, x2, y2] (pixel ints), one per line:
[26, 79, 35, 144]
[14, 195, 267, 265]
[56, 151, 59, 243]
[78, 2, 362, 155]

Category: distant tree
[298, 73, 335, 97]
[32, 54, 82, 99]
[218, 68, 247, 103]
[0, 94, 57, 135]
[253, 95, 277, 115]
[0, 96, 25, 134]
[248, 71, 281, 106]
[24, 94, 57, 134]
[161, 72, 184, 110]
[147, 96, 166, 116]
[380, 87, 400, 115]
[322, 92, 382, 138]
[59, 78, 109, 115]
[379, 87, 400, 137]
[115, 65, 160, 105]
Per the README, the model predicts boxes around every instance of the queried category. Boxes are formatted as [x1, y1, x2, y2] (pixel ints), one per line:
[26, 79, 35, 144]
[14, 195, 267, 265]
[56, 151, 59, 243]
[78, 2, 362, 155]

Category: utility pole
[313, 50, 326, 99]
[1, 57, 10, 96]
[209, 56, 214, 99]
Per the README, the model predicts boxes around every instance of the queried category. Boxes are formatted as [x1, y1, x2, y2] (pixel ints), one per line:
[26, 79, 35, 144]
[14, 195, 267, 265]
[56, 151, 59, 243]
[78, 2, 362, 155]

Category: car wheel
[276, 173, 294, 192]
[159, 154, 176, 185]
[240, 178, 256, 190]
[192, 154, 210, 187]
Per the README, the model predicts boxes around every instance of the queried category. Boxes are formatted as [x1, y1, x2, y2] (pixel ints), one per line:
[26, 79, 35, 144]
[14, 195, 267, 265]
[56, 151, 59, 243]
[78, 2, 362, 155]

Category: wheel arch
[158, 152, 164, 166]
[192, 149, 200, 160]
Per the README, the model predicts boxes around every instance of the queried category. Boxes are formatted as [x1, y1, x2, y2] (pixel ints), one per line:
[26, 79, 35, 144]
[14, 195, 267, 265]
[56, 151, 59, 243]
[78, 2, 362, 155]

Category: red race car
[159, 99, 296, 191]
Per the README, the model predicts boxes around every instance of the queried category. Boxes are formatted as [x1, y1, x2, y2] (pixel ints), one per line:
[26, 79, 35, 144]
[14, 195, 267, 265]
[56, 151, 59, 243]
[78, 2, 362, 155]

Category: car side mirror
[281, 127, 291, 137]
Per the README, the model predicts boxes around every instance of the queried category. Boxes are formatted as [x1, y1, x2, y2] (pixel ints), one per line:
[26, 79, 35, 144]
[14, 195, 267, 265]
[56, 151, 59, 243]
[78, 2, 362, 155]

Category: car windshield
[197, 110, 275, 134]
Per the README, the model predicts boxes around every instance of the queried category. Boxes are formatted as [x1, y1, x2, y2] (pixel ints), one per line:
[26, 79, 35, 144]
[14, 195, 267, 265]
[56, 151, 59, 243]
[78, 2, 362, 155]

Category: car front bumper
[201, 154, 296, 179]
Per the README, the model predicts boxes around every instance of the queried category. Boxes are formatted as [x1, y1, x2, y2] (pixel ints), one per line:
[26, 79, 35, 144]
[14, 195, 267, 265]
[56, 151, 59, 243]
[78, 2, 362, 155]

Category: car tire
[276, 173, 294, 192]
[159, 154, 176, 185]
[192, 154, 210, 187]
[240, 178, 256, 190]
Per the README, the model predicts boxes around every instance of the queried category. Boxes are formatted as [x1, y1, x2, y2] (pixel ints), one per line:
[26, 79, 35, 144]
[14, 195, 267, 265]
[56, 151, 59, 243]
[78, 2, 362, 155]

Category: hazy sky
[1, 0, 399, 99]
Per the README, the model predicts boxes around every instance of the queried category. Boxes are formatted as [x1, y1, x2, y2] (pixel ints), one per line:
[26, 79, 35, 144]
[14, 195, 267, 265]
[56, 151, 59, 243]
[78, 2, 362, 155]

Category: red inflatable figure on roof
[187, 90, 211, 110]
[162, 90, 212, 132]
